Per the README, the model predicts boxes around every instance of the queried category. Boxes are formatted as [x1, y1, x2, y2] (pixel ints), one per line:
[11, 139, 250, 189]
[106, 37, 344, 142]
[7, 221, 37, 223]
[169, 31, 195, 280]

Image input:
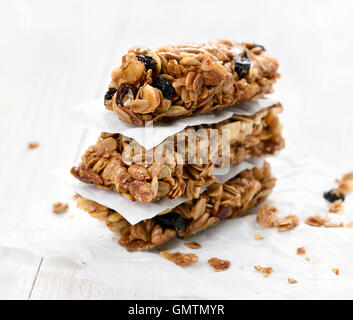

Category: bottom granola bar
[76, 162, 275, 251]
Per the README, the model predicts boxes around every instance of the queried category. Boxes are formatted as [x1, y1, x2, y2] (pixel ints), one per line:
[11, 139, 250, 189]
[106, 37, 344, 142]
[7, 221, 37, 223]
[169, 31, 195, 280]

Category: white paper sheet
[70, 97, 278, 150]
[54, 157, 264, 225]
[1, 145, 353, 299]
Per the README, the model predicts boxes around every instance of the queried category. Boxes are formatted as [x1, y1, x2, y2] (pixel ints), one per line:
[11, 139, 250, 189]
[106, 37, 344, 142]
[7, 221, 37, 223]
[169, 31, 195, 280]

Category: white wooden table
[1, 0, 353, 299]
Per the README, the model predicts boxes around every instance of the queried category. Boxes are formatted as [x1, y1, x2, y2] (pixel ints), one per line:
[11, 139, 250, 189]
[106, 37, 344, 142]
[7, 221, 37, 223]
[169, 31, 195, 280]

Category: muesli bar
[104, 40, 279, 125]
[71, 104, 284, 203]
[76, 162, 275, 251]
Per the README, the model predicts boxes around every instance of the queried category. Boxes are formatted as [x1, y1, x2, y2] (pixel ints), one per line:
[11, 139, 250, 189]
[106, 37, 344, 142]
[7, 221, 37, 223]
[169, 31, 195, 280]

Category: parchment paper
[70, 97, 278, 150]
[1, 145, 353, 299]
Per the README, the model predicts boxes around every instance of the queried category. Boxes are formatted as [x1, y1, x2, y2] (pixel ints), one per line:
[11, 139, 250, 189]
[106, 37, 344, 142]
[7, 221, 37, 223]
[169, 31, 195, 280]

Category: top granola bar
[104, 40, 279, 125]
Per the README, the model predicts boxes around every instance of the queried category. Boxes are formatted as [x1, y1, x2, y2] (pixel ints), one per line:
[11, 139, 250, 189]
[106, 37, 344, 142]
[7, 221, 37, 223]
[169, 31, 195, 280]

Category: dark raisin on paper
[104, 87, 117, 104]
[234, 53, 251, 79]
[323, 189, 345, 203]
[155, 212, 185, 230]
[152, 76, 174, 100]
[136, 54, 157, 71]
[115, 83, 138, 107]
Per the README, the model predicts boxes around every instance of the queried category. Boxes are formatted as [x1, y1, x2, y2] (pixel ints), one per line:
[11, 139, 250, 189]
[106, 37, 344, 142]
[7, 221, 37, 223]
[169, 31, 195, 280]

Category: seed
[155, 212, 185, 230]
[323, 189, 345, 203]
[234, 53, 251, 79]
[104, 87, 117, 104]
[152, 76, 174, 100]
[136, 54, 157, 71]
[115, 83, 138, 107]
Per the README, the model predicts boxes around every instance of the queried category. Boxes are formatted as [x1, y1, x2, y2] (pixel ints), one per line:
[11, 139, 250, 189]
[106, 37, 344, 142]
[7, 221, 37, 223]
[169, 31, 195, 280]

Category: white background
[0, 0, 353, 299]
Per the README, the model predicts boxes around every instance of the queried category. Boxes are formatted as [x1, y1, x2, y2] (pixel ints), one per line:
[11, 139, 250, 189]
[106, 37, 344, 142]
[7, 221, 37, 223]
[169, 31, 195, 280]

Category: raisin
[249, 44, 266, 51]
[217, 205, 232, 220]
[136, 54, 157, 71]
[155, 212, 185, 230]
[234, 53, 251, 79]
[115, 83, 138, 107]
[323, 189, 345, 203]
[104, 87, 117, 104]
[152, 76, 174, 100]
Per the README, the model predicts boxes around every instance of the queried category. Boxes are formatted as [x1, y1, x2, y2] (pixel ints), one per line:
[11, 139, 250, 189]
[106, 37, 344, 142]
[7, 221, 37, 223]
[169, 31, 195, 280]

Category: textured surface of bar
[76, 162, 275, 251]
[71, 104, 284, 203]
[104, 40, 279, 125]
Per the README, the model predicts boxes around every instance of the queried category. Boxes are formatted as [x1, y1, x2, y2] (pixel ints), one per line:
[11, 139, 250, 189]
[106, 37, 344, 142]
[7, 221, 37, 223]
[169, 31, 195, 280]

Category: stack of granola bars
[71, 40, 284, 251]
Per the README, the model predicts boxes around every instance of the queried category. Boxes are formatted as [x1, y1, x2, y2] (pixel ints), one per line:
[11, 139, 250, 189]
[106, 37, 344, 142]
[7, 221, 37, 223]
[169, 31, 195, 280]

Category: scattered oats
[288, 278, 298, 284]
[52, 202, 69, 214]
[184, 241, 202, 249]
[275, 215, 300, 232]
[305, 257, 311, 262]
[324, 222, 344, 228]
[160, 251, 198, 267]
[256, 203, 278, 229]
[297, 247, 306, 255]
[337, 172, 353, 194]
[332, 267, 340, 275]
[254, 266, 274, 276]
[208, 257, 231, 272]
[28, 141, 39, 149]
[254, 232, 264, 240]
[329, 200, 344, 214]
[346, 222, 353, 228]
[305, 214, 329, 227]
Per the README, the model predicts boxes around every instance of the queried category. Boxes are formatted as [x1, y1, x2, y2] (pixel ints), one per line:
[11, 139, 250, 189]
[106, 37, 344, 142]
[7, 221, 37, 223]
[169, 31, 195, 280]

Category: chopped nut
[254, 266, 274, 276]
[256, 203, 278, 229]
[296, 247, 306, 255]
[184, 241, 201, 249]
[52, 202, 69, 214]
[329, 200, 344, 214]
[288, 278, 298, 284]
[275, 215, 300, 232]
[305, 214, 329, 227]
[332, 267, 340, 275]
[254, 232, 264, 240]
[208, 257, 231, 272]
[160, 251, 198, 267]
[28, 141, 39, 149]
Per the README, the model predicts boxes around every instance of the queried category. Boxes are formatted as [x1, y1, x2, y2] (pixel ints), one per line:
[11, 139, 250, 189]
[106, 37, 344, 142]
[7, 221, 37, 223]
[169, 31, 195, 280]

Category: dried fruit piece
[155, 212, 185, 230]
[152, 76, 174, 100]
[28, 141, 39, 149]
[116, 83, 138, 107]
[104, 87, 117, 104]
[136, 54, 157, 71]
[234, 53, 251, 78]
[184, 241, 201, 249]
[160, 251, 198, 267]
[53, 202, 69, 214]
[323, 189, 345, 203]
[208, 257, 231, 272]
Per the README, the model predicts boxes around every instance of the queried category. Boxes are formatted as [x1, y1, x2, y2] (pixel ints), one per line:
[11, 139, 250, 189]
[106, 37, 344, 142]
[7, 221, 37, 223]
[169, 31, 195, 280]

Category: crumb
[346, 222, 353, 228]
[324, 222, 344, 228]
[305, 214, 329, 227]
[254, 232, 264, 240]
[28, 141, 39, 149]
[305, 257, 311, 262]
[256, 203, 278, 229]
[52, 202, 69, 214]
[275, 215, 300, 232]
[254, 266, 274, 276]
[208, 257, 231, 272]
[329, 200, 344, 214]
[337, 172, 353, 194]
[256, 292, 261, 295]
[160, 251, 198, 267]
[288, 278, 298, 284]
[69, 214, 74, 220]
[297, 247, 306, 255]
[332, 267, 340, 275]
[184, 241, 201, 249]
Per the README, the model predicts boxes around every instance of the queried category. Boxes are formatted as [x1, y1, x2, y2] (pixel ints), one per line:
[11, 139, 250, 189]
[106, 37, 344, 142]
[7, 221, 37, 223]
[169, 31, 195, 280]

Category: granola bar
[75, 162, 276, 251]
[71, 104, 284, 203]
[104, 40, 279, 125]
